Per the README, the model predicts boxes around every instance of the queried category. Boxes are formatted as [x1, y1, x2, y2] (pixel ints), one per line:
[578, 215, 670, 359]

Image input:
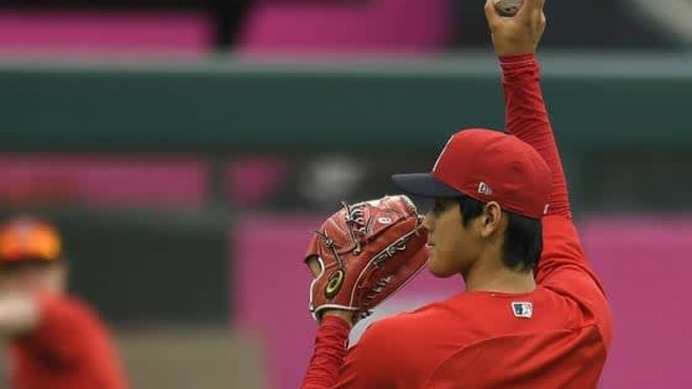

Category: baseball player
[300, 0, 613, 388]
[0, 215, 128, 389]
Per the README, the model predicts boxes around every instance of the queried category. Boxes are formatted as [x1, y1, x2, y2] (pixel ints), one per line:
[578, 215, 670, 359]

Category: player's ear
[479, 201, 503, 238]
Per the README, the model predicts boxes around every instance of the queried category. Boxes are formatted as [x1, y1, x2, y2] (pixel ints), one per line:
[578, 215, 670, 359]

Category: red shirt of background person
[0, 216, 128, 389]
[300, 0, 613, 388]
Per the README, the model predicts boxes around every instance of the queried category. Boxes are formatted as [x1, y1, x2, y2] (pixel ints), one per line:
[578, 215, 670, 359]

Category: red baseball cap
[391, 128, 551, 219]
[0, 216, 62, 264]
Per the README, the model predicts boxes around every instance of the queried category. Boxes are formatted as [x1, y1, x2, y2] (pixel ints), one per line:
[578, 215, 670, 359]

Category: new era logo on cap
[478, 182, 493, 196]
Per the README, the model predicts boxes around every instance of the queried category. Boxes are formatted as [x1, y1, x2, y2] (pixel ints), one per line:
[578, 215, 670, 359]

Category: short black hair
[0, 258, 63, 274]
[457, 195, 542, 272]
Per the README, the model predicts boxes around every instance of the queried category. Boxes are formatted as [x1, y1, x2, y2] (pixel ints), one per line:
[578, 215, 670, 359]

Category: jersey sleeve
[301, 316, 351, 389]
[24, 294, 85, 365]
[301, 316, 402, 389]
[538, 215, 606, 296]
[501, 54, 571, 220]
[500, 55, 604, 289]
[331, 319, 406, 389]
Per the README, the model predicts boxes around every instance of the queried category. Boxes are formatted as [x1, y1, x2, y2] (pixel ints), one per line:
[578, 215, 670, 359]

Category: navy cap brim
[391, 173, 461, 198]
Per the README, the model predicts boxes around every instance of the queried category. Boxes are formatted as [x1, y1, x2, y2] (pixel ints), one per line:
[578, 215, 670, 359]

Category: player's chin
[427, 252, 457, 278]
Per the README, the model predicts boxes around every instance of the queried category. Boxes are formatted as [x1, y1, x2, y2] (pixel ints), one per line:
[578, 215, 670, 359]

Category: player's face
[423, 198, 483, 278]
[0, 262, 67, 294]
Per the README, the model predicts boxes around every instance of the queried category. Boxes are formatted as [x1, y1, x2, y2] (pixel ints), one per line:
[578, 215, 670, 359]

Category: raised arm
[484, 0, 607, 295]
[485, 0, 571, 220]
[501, 55, 573, 220]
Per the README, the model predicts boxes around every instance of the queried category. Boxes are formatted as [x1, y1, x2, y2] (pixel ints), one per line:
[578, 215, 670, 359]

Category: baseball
[493, 0, 524, 16]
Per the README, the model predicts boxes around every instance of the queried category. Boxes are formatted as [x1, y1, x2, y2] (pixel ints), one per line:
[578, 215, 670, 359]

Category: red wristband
[320, 315, 352, 332]
[499, 54, 536, 65]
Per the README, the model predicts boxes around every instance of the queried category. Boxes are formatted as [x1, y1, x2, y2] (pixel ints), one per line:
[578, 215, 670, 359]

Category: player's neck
[463, 252, 536, 294]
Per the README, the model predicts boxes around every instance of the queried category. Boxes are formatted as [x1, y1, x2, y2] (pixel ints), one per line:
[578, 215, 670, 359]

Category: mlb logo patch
[511, 302, 533, 318]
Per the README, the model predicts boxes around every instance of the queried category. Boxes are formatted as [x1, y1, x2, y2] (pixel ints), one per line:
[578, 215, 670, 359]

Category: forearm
[500, 54, 571, 219]
[301, 316, 351, 389]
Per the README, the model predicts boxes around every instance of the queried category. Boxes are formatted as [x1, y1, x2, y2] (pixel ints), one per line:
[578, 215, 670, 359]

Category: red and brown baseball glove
[304, 195, 429, 324]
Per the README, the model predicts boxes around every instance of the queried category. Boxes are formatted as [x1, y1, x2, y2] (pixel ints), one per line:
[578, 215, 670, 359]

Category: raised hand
[484, 0, 547, 56]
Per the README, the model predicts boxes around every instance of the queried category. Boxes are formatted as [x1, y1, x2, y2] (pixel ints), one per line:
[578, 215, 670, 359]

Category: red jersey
[9, 294, 128, 389]
[301, 55, 613, 389]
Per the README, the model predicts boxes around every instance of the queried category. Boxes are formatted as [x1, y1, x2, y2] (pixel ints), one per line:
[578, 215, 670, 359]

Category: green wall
[1, 54, 689, 154]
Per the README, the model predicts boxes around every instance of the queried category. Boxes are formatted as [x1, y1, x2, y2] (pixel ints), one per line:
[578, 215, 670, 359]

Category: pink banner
[580, 217, 692, 389]
[0, 10, 210, 56]
[239, 0, 450, 54]
[234, 215, 692, 389]
[0, 155, 207, 207]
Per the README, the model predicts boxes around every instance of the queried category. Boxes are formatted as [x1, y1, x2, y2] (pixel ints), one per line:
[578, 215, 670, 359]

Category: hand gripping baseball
[485, 0, 547, 56]
[304, 195, 429, 324]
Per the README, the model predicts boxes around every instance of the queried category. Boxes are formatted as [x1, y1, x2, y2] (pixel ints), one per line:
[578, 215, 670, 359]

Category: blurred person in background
[0, 215, 127, 389]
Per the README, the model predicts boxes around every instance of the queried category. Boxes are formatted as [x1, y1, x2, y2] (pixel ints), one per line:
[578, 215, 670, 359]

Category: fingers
[539, 10, 547, 34]
[524, 0, 546, 11]
[516, 0, 546, 19]
[483, 0, 501, 26]
[306, 256, 322, 278]
[529, 8, 546, 37]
